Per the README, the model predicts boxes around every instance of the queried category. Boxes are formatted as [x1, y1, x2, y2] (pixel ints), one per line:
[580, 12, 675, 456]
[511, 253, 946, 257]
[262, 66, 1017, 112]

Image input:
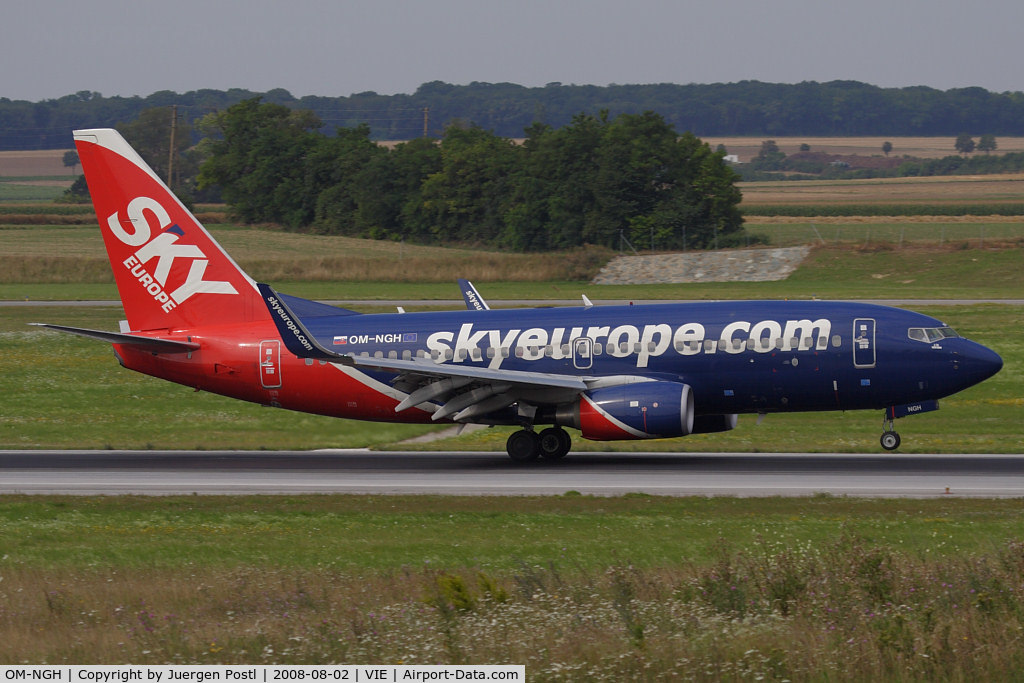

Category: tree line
[6, 80, 1024, 150]
[185, 99, 745, 252]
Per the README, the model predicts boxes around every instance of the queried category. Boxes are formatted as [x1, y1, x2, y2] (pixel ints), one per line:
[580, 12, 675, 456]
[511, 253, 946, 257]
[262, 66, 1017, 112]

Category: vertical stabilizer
[74, 128, 266, 331]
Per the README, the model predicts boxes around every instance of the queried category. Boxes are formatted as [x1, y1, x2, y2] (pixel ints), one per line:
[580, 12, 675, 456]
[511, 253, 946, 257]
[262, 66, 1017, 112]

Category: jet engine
[691, 414, 739, 434]
[554, 381, 694, 440]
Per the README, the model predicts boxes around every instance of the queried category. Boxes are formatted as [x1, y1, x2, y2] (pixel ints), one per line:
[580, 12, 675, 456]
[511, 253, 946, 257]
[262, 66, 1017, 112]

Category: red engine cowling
[556, 381, 695, 441]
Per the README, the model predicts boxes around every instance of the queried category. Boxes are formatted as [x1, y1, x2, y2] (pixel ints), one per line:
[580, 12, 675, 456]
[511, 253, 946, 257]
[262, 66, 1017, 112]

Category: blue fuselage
[303, 300, 1002, 416]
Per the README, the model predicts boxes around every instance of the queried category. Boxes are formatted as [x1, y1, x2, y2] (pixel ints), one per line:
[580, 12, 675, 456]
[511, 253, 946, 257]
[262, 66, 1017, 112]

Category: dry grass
[740, 174, 1024, 205]
[0, 249, 610, 285]
[0, 224, 612, 284]
[3, 535, 1022, 679]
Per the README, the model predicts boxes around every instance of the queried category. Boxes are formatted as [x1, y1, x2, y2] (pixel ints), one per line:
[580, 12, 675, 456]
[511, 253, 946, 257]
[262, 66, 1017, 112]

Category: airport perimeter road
[1, 450, 1022, 497]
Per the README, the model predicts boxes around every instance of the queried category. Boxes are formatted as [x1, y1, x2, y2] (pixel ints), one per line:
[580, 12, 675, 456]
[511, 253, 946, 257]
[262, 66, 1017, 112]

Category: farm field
[740, 173, 1024, 206]
[705, 136, 1024, 163]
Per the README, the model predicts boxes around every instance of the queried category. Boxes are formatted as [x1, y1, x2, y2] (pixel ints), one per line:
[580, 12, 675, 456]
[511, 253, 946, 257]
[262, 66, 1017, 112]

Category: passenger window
[832, 335, 842, 348]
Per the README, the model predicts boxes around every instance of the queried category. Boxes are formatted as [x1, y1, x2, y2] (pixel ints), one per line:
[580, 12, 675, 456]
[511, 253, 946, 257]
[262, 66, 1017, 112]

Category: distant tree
[799, 143, 811, 152]
[59, 174, 91, 203]
[750, 139, 786, 171]
[118, 107, 195, 190]
[197, 98, 322, 226]
[62, 150, 79, 174]
[882, 141, 893, 156]
[977, 134, 998, 154]
[954, 134, 976, 155]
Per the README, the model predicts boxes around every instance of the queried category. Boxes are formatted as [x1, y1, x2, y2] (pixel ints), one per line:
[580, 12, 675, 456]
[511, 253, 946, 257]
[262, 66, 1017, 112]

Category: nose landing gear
[880, 415, 901, 451]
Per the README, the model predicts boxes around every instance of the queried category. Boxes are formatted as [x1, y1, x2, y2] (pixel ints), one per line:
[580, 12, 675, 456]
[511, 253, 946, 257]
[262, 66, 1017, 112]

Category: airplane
[34, 128, 1003, 461]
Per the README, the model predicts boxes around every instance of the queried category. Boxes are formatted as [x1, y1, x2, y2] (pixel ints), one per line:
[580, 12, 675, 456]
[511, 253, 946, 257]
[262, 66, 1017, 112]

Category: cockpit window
[908, 327, 959, 343]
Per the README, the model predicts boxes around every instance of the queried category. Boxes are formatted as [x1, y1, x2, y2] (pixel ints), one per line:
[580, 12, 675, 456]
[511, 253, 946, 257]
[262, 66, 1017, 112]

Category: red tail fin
[74, 128, 266, 331]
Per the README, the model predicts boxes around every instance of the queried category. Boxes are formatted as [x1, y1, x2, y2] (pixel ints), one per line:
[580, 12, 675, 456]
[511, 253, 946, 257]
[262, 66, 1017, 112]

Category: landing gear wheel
[538, 427, 572, 459]
[880, 431, 901, 451]
[506, 429, 541, 462]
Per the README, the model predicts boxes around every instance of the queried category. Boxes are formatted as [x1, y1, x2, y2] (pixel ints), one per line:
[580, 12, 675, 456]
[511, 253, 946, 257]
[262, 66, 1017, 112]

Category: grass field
[2, 494, 1023, 678]
[2, 145, 1023, 676]
[2, 302, 1019, 453]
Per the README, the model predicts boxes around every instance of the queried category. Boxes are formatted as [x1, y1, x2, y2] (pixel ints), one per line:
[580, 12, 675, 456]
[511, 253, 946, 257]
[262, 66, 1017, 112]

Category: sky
[4, 0, 1024, 102]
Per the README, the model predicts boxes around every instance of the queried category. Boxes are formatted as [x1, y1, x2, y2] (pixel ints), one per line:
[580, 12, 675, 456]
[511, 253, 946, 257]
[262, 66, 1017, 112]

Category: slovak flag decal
[333, 336, 347, 345]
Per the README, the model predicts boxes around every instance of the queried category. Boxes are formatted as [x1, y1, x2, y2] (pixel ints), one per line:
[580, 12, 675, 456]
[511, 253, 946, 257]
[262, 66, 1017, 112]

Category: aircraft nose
[957, 342, 1003, 386]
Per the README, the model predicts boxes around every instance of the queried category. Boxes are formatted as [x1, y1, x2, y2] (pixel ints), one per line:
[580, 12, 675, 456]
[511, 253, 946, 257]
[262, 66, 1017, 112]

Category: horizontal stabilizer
[278, 292, 360, 318]
[30, 323, 199, 353]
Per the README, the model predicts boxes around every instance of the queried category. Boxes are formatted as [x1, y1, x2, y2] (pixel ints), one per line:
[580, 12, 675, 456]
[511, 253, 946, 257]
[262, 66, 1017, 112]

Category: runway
[2, 450, 1022, 497]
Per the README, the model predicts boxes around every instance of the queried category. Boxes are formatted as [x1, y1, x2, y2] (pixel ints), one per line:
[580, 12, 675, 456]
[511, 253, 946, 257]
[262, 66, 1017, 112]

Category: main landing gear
[880, 415, 901, 451]
[506, 427, 572, 462]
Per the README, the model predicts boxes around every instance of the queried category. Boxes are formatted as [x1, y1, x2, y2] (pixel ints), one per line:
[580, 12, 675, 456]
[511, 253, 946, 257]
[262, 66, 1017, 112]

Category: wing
[258, 283, 610, 424]
[30, 323, 200, 353]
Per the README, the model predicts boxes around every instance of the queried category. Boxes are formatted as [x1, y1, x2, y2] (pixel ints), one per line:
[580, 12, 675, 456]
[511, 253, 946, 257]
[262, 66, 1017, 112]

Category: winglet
[457, 278, 490, 311]
[582, 294, 594, 308]
[258, 282, 351, 362]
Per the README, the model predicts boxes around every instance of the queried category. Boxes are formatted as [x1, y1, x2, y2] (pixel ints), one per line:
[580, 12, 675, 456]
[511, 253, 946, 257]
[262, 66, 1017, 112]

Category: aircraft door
[853, 318, 876, 368]
[260, 340, 282, 388]
[572, 337, 593, 370]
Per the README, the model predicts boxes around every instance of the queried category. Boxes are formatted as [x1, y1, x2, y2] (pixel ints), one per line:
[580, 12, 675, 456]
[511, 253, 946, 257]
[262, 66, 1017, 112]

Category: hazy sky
[5, 0, 1023, 101]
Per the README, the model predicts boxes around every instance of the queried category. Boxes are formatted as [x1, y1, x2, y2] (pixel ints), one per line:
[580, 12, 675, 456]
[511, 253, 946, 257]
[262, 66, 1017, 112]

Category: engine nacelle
[691, 414, 739, 434]
[556, 381, 694, 441]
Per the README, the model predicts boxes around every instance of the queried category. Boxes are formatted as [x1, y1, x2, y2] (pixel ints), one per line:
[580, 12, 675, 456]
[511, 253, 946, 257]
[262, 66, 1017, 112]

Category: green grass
[748, 220, 1024, 247]
[2, 304, 1019, 452]
[0, 182, 68, 201]
[2, 495, 1024, 676]
[4, 246, 1024, 302]
[0, 308, 445, 449]
[1, 495, 1021, 570]
[401, 304, 1023, 454]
